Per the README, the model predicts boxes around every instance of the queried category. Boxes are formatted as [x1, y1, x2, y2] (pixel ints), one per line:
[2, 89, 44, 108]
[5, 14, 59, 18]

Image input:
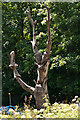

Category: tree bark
[9, 6, 52, 110]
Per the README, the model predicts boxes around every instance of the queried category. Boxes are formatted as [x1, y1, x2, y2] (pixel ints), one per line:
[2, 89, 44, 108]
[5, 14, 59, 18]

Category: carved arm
[9, 51, 35, 95]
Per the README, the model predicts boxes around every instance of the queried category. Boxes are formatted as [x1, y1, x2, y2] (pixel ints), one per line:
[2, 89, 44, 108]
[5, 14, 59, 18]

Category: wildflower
[60, 103, 69, 110]
[39, 109, 44, 113]
[28, 95, 32, 107]
[24, 96, 27, 103]
[76, 101, 79, 104]
[25, 109, 30, 112]
[33, 109, 38, 113]
[75, 96, 78, 99]
[8, 108, 15, 114]
[43, 102, 48, 107]
[59, 109, 63, 112]
[63, 109, 70, 112]
[53, 102, 59, 107]
[61, 113, 65, 117]
[72, 99, 76, 102]
[58, 106, 61, 109]
[21, 115, 25, 118]
[70, 104, 77, 109]
[1, 115, 9, 118]
[36, 115, 41, 118]
[24, 103, 28, 109]
[53, 107, 56, 110]
[14, 112, 20, 115]
[47, 113, 53, 116]
[53, 115, 58, 118]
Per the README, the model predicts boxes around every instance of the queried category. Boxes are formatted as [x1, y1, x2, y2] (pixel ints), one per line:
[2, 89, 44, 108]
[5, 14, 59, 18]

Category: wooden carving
[9, 6, 52, 109]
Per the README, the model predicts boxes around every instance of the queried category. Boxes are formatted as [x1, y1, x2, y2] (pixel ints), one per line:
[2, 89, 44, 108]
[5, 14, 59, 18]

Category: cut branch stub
[44, 4, 50, 10]
[34, 20, 37, 24]
[9, 51, 18, 69]
[33, 80, 37, 84]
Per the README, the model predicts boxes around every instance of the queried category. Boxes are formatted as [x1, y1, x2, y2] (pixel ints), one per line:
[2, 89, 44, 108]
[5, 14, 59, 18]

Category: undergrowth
[0, 95, 80, 118]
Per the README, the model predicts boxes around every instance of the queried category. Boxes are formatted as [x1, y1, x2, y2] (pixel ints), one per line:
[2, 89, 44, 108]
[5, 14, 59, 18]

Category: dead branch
[33, 80, 37, 84]
[45, 5, 52, 54]
[9, 51, 35, 95]
[26, 10, 42, 64]
[26, 10, 38, 53]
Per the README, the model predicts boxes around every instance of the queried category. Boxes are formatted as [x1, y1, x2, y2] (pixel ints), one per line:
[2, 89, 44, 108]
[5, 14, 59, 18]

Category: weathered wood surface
[9, 51, 35, 95]
[9, 6, 52, 109]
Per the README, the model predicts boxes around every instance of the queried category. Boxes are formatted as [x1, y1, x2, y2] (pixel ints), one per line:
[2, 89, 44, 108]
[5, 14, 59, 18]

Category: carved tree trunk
[9, 6, 52, 110]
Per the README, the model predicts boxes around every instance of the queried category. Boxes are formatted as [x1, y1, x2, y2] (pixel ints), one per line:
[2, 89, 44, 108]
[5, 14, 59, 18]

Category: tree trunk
[34, 84, 48, 109]
[9, 6, 52, 110]
[34, 58, 50, 109]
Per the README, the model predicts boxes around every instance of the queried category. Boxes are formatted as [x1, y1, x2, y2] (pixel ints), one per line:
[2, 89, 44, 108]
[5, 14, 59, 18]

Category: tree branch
[41, 6, 52, 64]
[9, 51, 35, 95]
[26, 10, 38, 53]
[45, 5, 52, 54]
[26, 10, 42, 64]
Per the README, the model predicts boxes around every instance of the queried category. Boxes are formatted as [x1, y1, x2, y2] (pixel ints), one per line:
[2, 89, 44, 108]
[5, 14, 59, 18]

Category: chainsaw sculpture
[9, 5, 52, 109]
